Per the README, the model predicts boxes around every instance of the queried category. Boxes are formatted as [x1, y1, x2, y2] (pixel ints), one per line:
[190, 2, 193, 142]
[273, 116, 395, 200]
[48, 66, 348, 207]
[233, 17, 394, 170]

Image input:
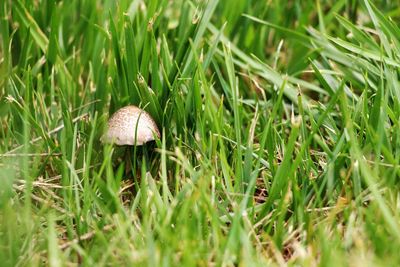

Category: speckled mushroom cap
[102, 105, 160, 146]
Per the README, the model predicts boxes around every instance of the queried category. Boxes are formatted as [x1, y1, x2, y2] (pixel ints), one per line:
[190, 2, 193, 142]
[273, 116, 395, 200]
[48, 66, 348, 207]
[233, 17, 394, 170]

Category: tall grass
[1, 0, 400, 266]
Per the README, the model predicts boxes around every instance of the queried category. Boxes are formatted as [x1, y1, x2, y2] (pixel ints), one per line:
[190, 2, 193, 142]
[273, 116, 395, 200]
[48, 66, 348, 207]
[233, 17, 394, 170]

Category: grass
[1, 0, 400, 266]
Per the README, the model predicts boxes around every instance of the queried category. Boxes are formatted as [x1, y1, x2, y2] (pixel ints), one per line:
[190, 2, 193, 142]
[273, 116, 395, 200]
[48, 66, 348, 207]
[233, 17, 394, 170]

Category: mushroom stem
[124, 146, 132, 177]
[131, 145, 142, 192]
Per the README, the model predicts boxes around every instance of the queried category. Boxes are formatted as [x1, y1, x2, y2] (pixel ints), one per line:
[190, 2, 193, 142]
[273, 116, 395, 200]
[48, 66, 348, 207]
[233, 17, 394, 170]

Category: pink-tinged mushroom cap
[102, 105, 160, 146]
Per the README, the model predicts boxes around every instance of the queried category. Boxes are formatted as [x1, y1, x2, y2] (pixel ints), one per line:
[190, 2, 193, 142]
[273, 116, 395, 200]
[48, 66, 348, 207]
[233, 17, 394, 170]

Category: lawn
[1, 0, 400, 266]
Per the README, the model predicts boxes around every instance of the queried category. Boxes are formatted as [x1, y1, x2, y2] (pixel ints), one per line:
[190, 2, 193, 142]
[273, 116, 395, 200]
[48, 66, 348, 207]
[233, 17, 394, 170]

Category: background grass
[1, 0, 400, 266]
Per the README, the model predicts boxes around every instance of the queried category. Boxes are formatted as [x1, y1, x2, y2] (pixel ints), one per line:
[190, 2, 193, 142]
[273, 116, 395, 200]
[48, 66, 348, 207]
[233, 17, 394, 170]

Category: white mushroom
[102, 105, 160, 145]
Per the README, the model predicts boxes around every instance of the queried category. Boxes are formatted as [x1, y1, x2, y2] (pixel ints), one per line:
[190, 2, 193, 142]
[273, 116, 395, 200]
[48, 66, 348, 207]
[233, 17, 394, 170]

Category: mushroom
[102, 105, 160, 146]
[101, 105, 160, 178]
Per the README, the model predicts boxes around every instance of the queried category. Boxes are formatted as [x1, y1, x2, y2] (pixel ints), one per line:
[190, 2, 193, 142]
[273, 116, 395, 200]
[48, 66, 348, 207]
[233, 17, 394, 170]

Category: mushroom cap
[102, 105, 160, 146]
